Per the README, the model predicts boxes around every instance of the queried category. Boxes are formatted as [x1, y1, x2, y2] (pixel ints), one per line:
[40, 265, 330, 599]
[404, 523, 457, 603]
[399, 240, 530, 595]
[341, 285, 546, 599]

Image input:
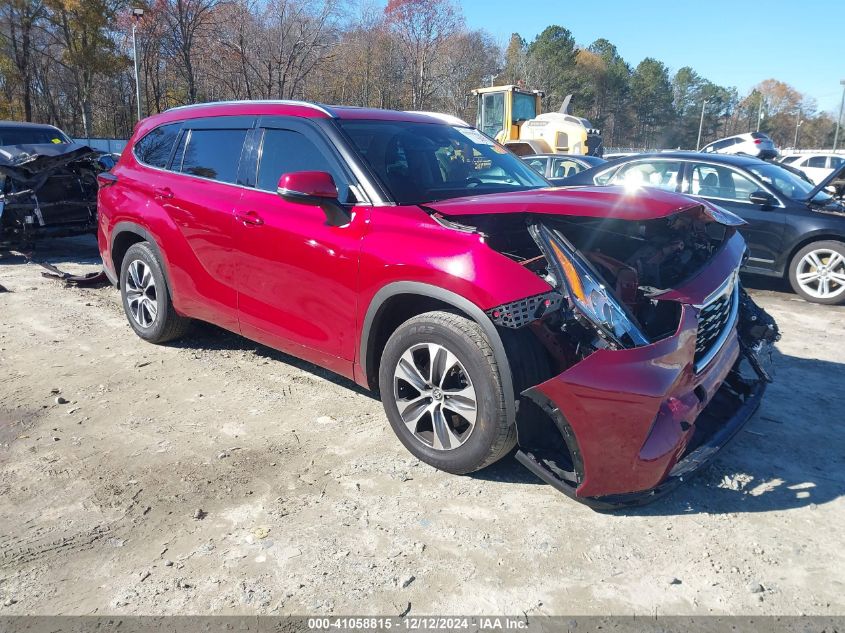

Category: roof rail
[164, 100, 335, 117]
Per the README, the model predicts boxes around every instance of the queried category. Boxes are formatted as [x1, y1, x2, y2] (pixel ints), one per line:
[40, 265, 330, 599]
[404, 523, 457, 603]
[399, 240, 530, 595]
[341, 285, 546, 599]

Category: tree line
[1, 0, 839, 150]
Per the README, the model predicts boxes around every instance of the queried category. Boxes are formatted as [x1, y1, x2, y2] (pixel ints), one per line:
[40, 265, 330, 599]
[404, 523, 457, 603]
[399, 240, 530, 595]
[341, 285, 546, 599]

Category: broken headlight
[533, 224, 649, 348]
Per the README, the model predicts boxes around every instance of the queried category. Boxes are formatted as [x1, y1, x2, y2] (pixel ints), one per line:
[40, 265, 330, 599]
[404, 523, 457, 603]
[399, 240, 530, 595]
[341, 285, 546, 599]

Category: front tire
[120, 242, 191, 343]
[378, 311, 515, 474]
[788, 241, 845, 305]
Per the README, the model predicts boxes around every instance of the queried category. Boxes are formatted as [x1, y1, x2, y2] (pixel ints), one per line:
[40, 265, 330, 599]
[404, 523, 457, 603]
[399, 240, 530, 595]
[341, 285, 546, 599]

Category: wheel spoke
[396, 350, 428, 392]
[397, 394, 430, 432]
[429, 344, 458, 388]
[128, 261, 142, 290]
[144, 298, 158, 320]
[431, 405, 459, 450]
[797, 271, 820, 282]
[141, 265, 153, 291]
[827, 252, 843, 269]
[829, 272, 845, 286]
[443, 385, 477, 425]
[821, 278, 831, 296]
[807, 252, 824, 269]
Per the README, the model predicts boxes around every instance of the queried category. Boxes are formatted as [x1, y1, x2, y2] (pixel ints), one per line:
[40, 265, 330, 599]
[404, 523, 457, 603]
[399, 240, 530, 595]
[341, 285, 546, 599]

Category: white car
[701, 132, 777, 160]
[780, 153, 845, 185]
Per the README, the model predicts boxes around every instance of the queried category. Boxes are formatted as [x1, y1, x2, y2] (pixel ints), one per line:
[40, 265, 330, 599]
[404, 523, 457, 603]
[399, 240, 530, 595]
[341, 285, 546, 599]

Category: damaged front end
[0, 143, 103, 250]
[444, 200, 780, 508]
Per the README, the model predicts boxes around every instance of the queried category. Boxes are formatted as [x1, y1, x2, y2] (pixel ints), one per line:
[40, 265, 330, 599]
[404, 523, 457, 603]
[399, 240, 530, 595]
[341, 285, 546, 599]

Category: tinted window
[807, 156, 827, 168]
[830, 156, 844, 168]
[134, 123, 181, 168]
[608, 160, 682, 191]
[257, 128, 347, 200]
[751, 132, 770, 140]
[179, 129, 247, 183]
[688, 163, 758, 201]
[781, 156, 800, 164]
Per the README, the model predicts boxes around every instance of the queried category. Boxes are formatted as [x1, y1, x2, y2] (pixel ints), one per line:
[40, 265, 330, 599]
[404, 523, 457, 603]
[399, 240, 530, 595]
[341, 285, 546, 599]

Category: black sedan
[522, 153, 606, 180]
[563, 152, 845, 305]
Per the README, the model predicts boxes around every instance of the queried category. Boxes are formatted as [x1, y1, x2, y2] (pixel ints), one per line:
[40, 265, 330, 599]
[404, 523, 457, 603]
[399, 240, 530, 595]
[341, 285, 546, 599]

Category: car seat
[700, 172, 720, 197]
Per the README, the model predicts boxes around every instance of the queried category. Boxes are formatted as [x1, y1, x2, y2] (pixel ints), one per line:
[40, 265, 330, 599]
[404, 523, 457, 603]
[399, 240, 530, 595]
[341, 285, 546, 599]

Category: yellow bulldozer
[472, 84, 603, 157]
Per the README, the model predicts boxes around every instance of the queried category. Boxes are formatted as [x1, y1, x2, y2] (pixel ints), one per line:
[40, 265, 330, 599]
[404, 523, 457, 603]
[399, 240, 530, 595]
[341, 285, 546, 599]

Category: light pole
[131, 7, 144, 123]
[794, 115, 803, 149]
[756, 97, 765, 132]
[834, 79, 845, 151]
[696, 99, 707, 150]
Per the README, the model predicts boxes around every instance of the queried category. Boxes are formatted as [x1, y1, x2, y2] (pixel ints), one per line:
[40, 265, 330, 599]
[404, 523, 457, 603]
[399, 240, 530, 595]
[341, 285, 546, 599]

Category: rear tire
[378, 311, 515, 474]
[120, 242, 191, 343]
[788, 240, 845, 305]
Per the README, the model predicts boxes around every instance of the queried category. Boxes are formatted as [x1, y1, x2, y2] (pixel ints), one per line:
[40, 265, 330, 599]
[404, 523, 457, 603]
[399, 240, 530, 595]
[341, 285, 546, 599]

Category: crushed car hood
[0, 143, 99, 186]
[424, 186, 730, 222]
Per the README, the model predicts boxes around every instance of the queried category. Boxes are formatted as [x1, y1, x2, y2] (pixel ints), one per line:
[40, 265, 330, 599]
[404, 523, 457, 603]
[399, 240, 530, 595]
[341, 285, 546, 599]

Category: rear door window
[134, 123, 181, 168]
[178, 129, 248, 183]
[687, 163, 758, 202]
[807, 156, 827, 168]
[550, 158, 585, 178]
[608, 160, 682, 191]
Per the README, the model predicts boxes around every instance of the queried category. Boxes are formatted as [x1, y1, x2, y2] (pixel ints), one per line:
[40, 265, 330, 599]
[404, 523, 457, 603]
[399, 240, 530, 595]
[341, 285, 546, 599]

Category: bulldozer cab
[474, 85, 543, 143]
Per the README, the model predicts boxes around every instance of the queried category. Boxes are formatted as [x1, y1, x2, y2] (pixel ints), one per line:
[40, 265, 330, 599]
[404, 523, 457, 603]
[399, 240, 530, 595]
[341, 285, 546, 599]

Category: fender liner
[110, 221, 176, 301]
[359, 281, 517, 426]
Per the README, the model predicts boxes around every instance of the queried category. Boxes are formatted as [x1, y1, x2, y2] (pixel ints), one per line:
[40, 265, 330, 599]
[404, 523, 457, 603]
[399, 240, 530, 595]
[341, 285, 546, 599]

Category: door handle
[235, 210, 264, 226]
[154, 186, 173, 200]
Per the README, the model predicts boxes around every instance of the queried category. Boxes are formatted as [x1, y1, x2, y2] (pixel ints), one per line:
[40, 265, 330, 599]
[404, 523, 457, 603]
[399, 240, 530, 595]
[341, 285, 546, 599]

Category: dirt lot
[1, 236, 844, 616]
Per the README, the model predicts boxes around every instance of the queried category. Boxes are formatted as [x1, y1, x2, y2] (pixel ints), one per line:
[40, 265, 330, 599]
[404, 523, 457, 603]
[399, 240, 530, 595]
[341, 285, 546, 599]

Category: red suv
[98, 101, 779, 508]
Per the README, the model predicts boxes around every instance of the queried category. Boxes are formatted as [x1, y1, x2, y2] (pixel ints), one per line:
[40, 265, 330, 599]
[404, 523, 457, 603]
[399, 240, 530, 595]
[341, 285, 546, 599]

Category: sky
[458, 0, 845, 114]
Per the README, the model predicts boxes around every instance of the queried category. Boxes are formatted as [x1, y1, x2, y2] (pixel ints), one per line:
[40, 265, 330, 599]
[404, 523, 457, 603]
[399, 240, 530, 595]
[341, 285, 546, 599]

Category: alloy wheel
[125, 259, 158, 328]
[392, 342, 477, 451]
[795, 248, 845, 300]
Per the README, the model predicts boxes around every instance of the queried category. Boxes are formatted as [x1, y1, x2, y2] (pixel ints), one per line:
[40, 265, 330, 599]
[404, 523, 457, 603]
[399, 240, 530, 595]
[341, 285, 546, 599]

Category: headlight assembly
[531, 224, 649, 348]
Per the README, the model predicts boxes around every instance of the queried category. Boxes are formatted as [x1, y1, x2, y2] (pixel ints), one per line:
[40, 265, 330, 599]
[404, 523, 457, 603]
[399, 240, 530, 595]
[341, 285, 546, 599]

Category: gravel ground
[0, 236, 843, 616]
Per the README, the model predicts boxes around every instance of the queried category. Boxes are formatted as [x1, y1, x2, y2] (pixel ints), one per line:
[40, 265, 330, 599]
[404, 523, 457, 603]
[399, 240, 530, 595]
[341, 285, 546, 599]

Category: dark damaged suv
[0, 121, 104, 249]
[98, 101, 780, 508]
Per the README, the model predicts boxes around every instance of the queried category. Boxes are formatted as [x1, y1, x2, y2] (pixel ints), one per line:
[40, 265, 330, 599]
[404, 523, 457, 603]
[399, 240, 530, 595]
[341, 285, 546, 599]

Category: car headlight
[533, 225, 649, 348]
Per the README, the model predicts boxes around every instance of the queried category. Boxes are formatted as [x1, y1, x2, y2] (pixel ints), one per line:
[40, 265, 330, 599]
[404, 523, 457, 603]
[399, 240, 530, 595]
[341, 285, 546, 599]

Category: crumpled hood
[424, 185, 726, 222]
[0, 143, 98, 186]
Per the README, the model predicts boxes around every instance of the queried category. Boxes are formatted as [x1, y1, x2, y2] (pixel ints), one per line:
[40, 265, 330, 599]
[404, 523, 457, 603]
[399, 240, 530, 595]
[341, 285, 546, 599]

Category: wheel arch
[111, 221, 175, 298]
[359, 282, 517, 426]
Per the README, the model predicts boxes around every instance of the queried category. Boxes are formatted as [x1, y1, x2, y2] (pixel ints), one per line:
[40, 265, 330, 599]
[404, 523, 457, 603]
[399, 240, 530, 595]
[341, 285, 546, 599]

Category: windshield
[747, 162, 828, 202]
[0, 126, 70, 146]
[338, 120, 549, 205]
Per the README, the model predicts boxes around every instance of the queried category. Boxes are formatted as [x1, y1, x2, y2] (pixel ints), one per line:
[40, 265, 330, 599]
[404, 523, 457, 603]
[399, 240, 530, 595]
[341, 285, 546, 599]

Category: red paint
[278, 171, 338, 198]
[99, 101, 752, 499]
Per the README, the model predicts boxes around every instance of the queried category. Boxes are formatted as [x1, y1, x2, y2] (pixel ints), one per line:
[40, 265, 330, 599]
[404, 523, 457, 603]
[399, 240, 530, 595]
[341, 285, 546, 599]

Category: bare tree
[0, 0, 45, 120]
[384, 0, 460, 110]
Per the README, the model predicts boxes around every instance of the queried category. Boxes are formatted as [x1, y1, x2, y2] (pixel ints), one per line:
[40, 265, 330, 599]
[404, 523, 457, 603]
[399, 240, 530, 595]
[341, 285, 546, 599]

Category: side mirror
[749, 190, 777, 207]
[277, 171, 350, 227]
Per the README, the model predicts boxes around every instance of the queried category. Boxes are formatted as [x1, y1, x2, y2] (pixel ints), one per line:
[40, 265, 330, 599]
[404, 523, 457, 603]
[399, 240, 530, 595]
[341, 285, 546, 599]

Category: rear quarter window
[133, 123, 181, 168]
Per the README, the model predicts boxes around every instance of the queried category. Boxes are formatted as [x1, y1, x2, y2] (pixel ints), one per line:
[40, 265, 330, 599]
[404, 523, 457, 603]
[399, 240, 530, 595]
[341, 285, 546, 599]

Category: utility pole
[696, 99, 707, 151]
[794, 112, 803, 149]
[756, 97, 765, 132]
[131, 7, 145, 123]
[834, 79, 845, 151]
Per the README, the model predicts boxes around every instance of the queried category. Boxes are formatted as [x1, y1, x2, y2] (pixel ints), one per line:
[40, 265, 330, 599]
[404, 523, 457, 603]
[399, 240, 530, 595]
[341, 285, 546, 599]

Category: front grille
[694, 277, 739, 370]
